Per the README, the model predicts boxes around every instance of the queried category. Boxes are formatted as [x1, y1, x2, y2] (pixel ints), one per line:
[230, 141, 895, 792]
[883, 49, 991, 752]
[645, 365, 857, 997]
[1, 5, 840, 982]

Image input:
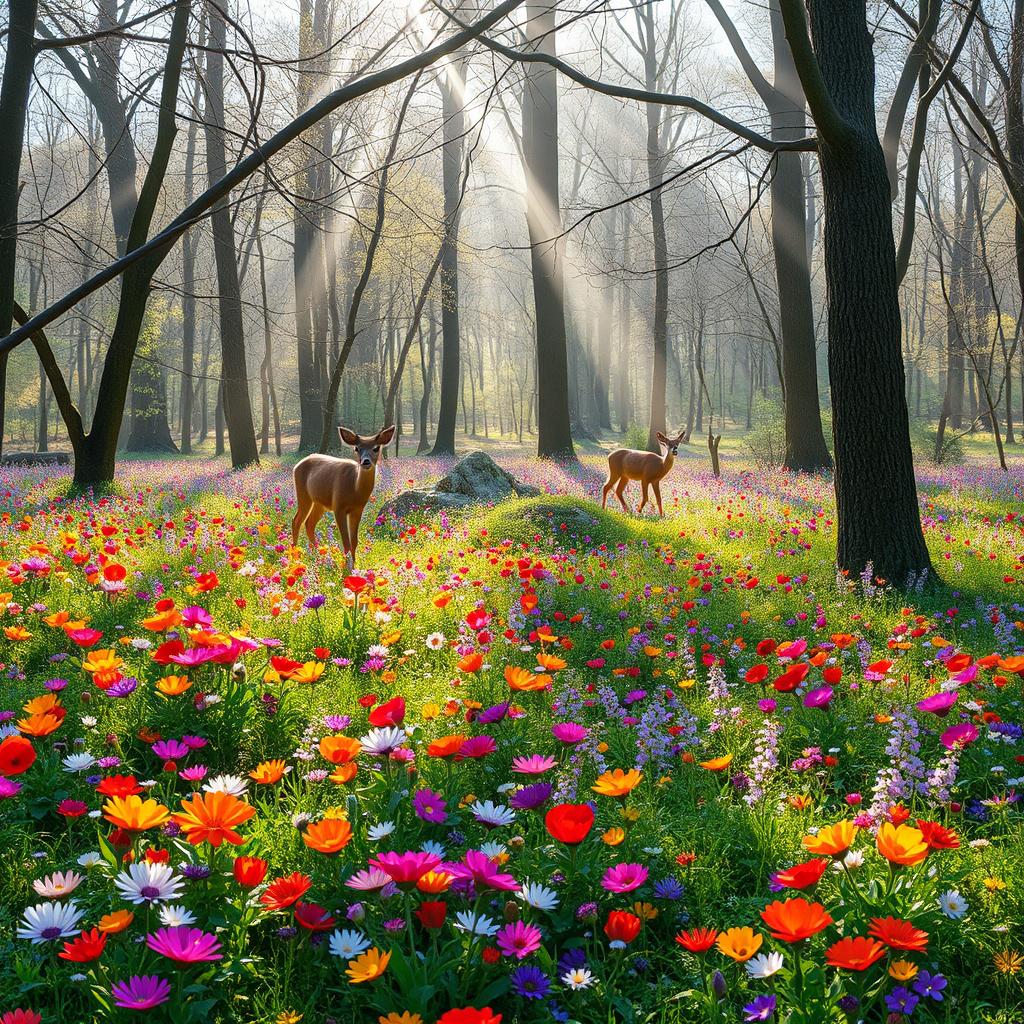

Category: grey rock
[1, 451, 71, 467]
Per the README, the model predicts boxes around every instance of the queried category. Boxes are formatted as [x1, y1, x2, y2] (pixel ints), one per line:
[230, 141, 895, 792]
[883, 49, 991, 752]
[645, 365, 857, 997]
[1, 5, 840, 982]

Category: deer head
[338, 425, 396, 469]
[655, 429, 689, 455]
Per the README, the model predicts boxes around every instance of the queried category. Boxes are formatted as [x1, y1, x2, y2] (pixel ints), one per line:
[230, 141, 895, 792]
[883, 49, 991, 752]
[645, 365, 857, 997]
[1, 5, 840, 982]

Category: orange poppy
[303, 817, 353, 854]
[97, 909, 134, 934]
[249, 759, 287, 784]
[319, 735, 361, 764]
[802, 820, 858, 857]
[172, 791, 256, 846]
[760, 897, 833, 942]
[329, 763, 358, 784]
[592, 768, 643, 797]
[505, 665, 547, 691]
[427, 734, 468, 758]
[458, 653, 483, 673]
[102, 795, 170, 831]
[698, 754, 733, 772]
[876, 823, 929, 866]
[715, 927, 763, 962]
[869, 916, 928, 952]
[826, 936, 886, 970]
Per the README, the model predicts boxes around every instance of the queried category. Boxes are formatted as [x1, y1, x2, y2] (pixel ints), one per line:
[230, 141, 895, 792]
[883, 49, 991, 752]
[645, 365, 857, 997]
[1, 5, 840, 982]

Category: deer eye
[374, 446, 380, 452]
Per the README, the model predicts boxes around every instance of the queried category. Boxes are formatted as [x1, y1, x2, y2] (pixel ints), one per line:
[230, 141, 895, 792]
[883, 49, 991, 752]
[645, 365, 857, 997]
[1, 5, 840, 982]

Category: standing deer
[291, 425, 395, 568]
[602, 429, 689, 516]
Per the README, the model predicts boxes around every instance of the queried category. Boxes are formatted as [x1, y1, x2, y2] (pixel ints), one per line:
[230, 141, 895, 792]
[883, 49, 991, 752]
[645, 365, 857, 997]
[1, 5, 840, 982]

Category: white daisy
[471, 800, 516, 828]
[114, 861, 184, 905]
[17, 901, 85, 943]
[561, 967, 595, 990]
[77, 851, 103, 869]
[420, 839, 446, 857]
[478, 840, 507, 859]
[359, 727, 407, 755]
[453, 910, 499, 937]
[367, 820, 396, 841]
[202, 774, 248, 797]
[328, 928, 372, 959]
[61, 752, 96, 773]
[159, 904, 198, 927]
[745, 952, 784, 979]
[939, 889, 968, 920]
[518, 882, 559, 912]
[426, 632, 446, 651]
[366, 644, 390, 660]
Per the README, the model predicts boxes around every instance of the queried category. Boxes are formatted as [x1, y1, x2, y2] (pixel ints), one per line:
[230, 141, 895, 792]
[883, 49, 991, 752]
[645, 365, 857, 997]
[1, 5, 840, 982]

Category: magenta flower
[496, 919, 543, 959]
[551, 722, 588, 744]
[601, 862, 649, 894]
[413, 788, 447, 824]
[181, 606, 213, 628]
[758, 699, 777, 714]
[802, 686, 833, 709]
[151, 739, 189, 760]
[145, 926, 223, 963]
[0, 778, 23, 798]
[940, 722, 978, 749]
[370, 851, 441, 886]
[111, 975, 172, 1010]
[449, 849, 519, 891]
[456, 735, 496, 759]
[916, 691, 958, 716]
[167, 647, 220, 667]
[512, 754, 557, 774]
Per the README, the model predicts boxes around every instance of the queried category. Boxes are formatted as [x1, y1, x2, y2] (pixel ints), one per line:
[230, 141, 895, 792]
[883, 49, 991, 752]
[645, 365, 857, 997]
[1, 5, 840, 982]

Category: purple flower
[912, 971, 946, 1002]
[802, 686, 833, 709]
[743, 995, 776, 1022]
[151, 739, 189, 760]
[940, 722, 978, 749]
[413, 788, 447, 823]
[509, 782, 552, 810]
[304, 594, 327, 610]
[885, 987, 919, 1015]
[111, 975, 172, 1010]
[106, 677, 138, 698]
[510, 964, 550, 999]
[0, 778, 23, 798]
[476, 701, 510, 725]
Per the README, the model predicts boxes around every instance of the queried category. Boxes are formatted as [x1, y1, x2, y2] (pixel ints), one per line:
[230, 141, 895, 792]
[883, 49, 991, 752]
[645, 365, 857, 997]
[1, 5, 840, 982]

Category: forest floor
[0, 450, 1022, 1023]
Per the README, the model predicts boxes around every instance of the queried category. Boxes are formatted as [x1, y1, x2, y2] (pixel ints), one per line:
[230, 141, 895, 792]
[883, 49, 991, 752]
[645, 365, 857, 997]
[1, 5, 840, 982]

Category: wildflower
[742, 995, 776, 1022]
[745, 952, 784, 979]
[436, 1009, 501, 1024]
[303, 818, 353, 854]
[158, 906, 197, 927]
[371, 851, 441, 887]
[249, 760, 287, 784]
[601, 863, 648, 894]
[453, 910, 500, 937]
[111, 976, 172, 1010]
[510, 965, 550, 999]
[518, 882, 559, 912]
[449, 850, 518, 891]
[994, 950, 1024, 974]
[675, 927, 718, 953]
[496, 920, 542, 959]
[17, 901, 85, 943]
[868, 916, 928, 952]
[938, 889, 968, 919]
[415, 902, 447, 928]
[825, 936, 886, 970]
[259, 873, 311, 911]
[59, 928, 107, 962]
[114, 863, 184, 905]
[512, 754, 556, 774]
[889, 960, 918, 981]
[772, 858, 828, 890]
[592, 768, 642, 797]
[984, 876, 1007, 891]
[32, 871, 83, 899]
[561, 967, 595, 989]
[366, 820, 395, 841]
[875, 822, 928, 866]
[802, 821, 858, 856]
[413, 788, 447, 823]
[232, 856, 268, 888]
[328, 929, 371, 959]
[471, 800, 516, 828]
[760, 898, 832, 942]
[544, 804, 594, 844]
[716, 927, 763, 962]
[603, 910, 641, 946]
[102, 794, 169, 832]
[912, 970, 947, 1002]
[171, 791, 255, 846]
[145, 926, 222, 963]
[97, 910, 134, 934]
[884, 987, 919, 1015]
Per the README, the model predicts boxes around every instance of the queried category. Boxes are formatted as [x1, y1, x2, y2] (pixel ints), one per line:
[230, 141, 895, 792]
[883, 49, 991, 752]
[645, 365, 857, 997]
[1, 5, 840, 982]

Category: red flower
[415, 901, 447, 929]
[96, 775, 144, 797]
[604, 910, 642, 944]
[773, 663, 810, 692]
[481, 946, 501, 964]
[916, 819, 960, 850]
[773, 858, 829, 890]
[675, 926, 718, 952]
[368, 696, 406, 727]
[260, 872, 311, 911]
[544, 804, 595, 845]
[1, 1011, 42, 1024]
[744, 665, 769, 684]
[0, 736, 35, 776]
[358, 694, 377, 709]
[233, 856, 268, 888]
[59, 928, 106, 963]
[344, 575, 368, 594]
[293, 901, 336, 931]
[57, 799, 89, 817]
[437, 1009, 502, 1024]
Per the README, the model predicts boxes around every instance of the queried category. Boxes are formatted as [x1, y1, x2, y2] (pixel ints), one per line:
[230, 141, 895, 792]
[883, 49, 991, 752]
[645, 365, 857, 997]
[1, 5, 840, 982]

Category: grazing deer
[602, 429, 689, 517]
[291, 425, 395, 568]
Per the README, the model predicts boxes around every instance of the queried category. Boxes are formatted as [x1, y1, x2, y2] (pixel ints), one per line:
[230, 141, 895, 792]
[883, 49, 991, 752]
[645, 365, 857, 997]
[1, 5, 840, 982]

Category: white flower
[203, 774, 248, 797]
[80, 716, 98, 729]
[939, 889, 968, 920]
[367, 820, 396, 841]
[366, 644, 389, 660]
[454, 910, 499, 937]
[62, 752, 96, 773]
[114, 861, 184, 905]
[328, 928, 371, 959]
[159, 904, 197, 927]
[360, 727, 407, 755]
[420, 839, 446, 857]
[17, 901, 85, 943]
[471, 800, 516, 827]
[478, 840, 507, 859]
[561, 967, 595, 989]
[77, 851, 103, 869]
[426, 632, 446, 651]
[745, 952, 784, 979]
[518, 882, 559, 912]
[841, 849, 864, 870]
[0, 724, 18, 740]
[130, 638, 151, 650]
[969, 838, 991, 849]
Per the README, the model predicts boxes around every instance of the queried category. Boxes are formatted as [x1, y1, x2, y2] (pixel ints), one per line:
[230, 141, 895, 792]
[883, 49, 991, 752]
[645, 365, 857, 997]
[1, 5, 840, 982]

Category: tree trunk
[418, 309, 437, 453]
[800, 0, 931, 582]
[522, 3, 575, 459]
[0, 0, 39, 457]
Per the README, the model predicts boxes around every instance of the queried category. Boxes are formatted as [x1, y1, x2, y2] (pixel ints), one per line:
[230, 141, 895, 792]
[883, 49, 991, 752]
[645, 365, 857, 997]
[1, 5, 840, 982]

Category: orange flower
[250, 759, 287, 784]
[303, 818, 353, 854]
[156, 675, 191, 696]
[536, 651, 567, 672]
[17, 712, 63, 737]
[601, 827, 626, 846]
[82, 649, 123, 676]
[675, 926, 718, 953]
[291, 661, 325, 685]
[102, 795, 170, 832]
[876, 822, 928, 866]
[172, 791, 256, 846]
[23, 694, 61, 715]
[760, 897, 833, 943]
[715, 927, 763, 962]
[505, 665, 547, 691]
[4, 625, 32, 641]
[97, 909, 134, 934]
[916, 819, 960, 850]
[698, 754, 733, 772]
[329, 763, 358, 784]
[458, 652, 483, 673]
[427, 734, 467, 758]
[592, 768, 643, 797]
[826, 936, 886, 970]
[802, 821, 858, 857]
[869, 916, 928, 952]
[319, 736, 361, 764]
[416, 871, 454, 894]
[142, 608, 182, 632]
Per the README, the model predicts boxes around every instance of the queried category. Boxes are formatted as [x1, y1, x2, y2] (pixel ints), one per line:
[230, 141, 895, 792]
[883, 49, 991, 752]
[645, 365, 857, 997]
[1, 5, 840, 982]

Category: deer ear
[655, 432, 669, 446]
[339, 426, 358, 446]
[376, 425, 396, 445]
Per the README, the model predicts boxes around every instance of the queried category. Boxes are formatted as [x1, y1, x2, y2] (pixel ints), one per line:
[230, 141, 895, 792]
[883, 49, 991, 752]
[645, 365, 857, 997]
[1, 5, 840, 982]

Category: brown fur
[602, 429, 689, 516]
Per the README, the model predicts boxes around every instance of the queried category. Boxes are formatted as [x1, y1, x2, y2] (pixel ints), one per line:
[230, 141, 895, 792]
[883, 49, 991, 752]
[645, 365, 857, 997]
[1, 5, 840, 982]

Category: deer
[291, 425, 395, 568]
[601, 429, 689, 517]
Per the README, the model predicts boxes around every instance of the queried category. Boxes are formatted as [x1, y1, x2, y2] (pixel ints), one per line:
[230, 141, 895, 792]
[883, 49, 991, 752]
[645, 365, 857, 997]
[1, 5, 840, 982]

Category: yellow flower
[379, 1015, 423, 1024]
[601, 827, 626, 846]
[632, 901, 658, 921]
[592, 768, 643, 798]
[291, 661, 325, 685]
[889, 960, 918, 981]
[346, 947, 391, 984]
[802, 820, 858, 857]
[620, 806, 640, 823]
[996, 950, 1024, 975]
[876, 823, 928, 866]
[421, 703, 440, 721]
[275, 1014, 303, 1024]
[716, 926, 763, 963]
[156, 674, 191, 696]
[102, 795, 170, 832]
[984, 876, 1007, 891]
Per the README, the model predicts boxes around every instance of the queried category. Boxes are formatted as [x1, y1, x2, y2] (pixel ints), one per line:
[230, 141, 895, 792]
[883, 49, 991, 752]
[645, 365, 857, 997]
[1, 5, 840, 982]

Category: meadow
[0, 449, 1022, 1024]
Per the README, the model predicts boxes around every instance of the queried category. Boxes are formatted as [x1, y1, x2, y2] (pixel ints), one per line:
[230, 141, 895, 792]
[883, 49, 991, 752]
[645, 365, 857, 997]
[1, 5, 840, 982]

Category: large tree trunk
[522, 4, 575, 459]
[769, 0, 832, 472]
[431, 62, 467, 456]
[0, 0, 39, 458]
[799, 0, 931, 582]
[204, 1, 258, 470]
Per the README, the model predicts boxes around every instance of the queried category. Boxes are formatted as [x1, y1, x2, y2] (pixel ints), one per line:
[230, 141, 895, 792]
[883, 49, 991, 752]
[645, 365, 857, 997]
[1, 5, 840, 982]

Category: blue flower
[885, 987, 919, 1015]
[653, 877, 684, 900]
[912, 971, 947, 1002]
[510, 964, 550, 1000]
[743, 994, 776, 1022]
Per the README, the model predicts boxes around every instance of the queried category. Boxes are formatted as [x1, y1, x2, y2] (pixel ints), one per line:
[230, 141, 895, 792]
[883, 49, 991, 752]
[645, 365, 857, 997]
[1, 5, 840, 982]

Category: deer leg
[305, 504, 325, 546]
[653, 481, 663, 517]
[601, 473, 618, 509]
[347, 509, 362, 568]
[614, 478, 630, 513]
[334, 511, 353, 568]
[291, 493, 312, 548]
[638, 482, 650, 515]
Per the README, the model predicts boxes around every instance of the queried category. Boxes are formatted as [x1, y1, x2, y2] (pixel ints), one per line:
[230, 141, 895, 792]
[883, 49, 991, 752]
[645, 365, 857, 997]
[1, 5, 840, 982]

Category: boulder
[380, 450, 539, 519]
[1, 451, 71, 467]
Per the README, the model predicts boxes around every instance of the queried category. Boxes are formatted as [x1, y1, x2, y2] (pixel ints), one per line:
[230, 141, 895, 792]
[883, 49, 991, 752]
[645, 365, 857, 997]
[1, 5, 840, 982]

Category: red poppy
[233, 856, 269, 888]
[744, 665, 769, 684]
[604, 910, 642, 944]
[773, 858, 829, 890]
[344, 575, 368, 594]
[916, 819, 960, 850]
[96, 775, 144, 797]
[368, 696, 406, 727]
[293, 901, 336, 931]
[0, 735, 36, 776]
[773, 663, 810, 692]
[415, 901, 447, 929]
[544, 804, 595, 845]
[437, 1009, 502, 1024]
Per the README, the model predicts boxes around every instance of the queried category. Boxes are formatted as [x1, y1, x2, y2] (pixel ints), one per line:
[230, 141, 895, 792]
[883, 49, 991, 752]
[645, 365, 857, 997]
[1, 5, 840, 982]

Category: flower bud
[711, 970, 727, 1000]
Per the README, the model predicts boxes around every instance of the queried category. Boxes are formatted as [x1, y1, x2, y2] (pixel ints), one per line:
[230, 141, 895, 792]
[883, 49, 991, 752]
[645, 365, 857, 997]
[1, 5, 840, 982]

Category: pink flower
[370, 851, 441, 886]
[600, 862, 649, 894]
[941, 722, 978, 749]
[496, 919, 542, 959]
[802, 686, 833, 709]
[512, 755, 557, 775]
[449, 849, 519, 891]
[456, 735, 496, 759]
[916, 691, 958, 716]
[145, 927, 222, 963]
[111, 975, 172, 1010]
[551, 723, 588, 744]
